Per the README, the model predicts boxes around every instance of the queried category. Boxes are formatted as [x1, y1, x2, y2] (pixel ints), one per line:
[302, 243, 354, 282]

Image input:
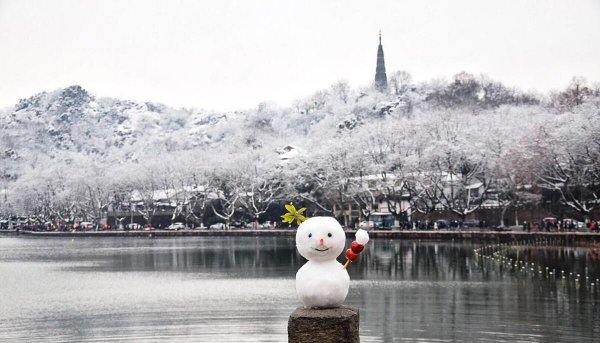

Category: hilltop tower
[374, 31, 388, 92]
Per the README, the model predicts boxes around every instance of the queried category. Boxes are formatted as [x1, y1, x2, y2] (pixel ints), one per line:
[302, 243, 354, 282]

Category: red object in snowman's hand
[343, 229, 369, 269]
[345, 248, 359, 261]
[350, 241, 364, 254]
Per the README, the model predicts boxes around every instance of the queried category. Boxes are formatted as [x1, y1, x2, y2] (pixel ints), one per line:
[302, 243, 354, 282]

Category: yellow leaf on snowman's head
[284, 203, 296, 213]
[281, 213, 295, 224]
[281, 203, 308, 225]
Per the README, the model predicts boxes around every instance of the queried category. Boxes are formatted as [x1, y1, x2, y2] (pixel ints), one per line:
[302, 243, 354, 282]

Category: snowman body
[296, 259, 349, 308]
[295, 217, 349, 308]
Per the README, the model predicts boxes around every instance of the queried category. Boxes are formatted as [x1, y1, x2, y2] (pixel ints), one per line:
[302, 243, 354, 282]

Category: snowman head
[296, 217, 346, 262]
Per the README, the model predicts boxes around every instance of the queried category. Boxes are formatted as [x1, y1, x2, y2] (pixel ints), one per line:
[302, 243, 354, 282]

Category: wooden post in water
[288, 305, 360, 343]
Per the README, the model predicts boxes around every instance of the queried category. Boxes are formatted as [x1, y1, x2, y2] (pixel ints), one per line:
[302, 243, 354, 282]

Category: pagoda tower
[374, 31, 388, 92]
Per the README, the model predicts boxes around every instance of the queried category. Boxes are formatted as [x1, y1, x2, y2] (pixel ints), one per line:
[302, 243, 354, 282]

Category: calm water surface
[0, 236, 599, 342]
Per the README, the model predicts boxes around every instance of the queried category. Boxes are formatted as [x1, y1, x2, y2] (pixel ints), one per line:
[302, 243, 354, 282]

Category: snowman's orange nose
[319, 238, 324, 246]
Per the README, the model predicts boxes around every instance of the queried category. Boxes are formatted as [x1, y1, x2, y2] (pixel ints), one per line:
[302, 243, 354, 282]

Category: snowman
[295, 216, 369, 308]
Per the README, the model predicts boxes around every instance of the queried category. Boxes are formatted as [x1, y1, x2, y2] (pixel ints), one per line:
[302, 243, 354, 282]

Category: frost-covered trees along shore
[0, 73, 599, 228]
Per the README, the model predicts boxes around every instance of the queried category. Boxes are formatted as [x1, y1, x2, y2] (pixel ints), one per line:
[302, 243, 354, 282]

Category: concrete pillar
[288, 305, 359, 343]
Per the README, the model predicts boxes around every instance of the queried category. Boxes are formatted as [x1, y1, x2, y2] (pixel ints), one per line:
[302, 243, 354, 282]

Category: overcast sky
[1, 0, 599, 110]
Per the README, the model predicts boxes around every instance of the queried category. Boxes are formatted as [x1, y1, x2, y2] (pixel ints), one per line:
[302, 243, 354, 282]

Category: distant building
[374, 31, 388, 92]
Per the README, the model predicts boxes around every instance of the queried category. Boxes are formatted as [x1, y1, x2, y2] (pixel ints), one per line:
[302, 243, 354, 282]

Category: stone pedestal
[288, 305, 359, 343]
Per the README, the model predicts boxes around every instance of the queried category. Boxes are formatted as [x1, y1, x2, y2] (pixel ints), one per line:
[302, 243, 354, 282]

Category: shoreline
[2, 229, 600, 243]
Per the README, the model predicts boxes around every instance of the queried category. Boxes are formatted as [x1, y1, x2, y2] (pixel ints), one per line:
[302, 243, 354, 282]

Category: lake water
[0, 236, 599, 342]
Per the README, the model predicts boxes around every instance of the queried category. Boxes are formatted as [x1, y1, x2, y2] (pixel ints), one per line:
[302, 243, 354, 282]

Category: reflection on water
[0, 237, 598, 342]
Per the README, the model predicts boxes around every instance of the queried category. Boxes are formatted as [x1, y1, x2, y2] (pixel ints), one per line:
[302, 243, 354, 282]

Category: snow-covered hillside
[2, 85, 236, 165]
[1, 74, 598, 223]
[0, 81, 418, 180]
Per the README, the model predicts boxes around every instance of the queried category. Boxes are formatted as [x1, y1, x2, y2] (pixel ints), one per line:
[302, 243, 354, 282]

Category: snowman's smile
[313, 247, 330, 252]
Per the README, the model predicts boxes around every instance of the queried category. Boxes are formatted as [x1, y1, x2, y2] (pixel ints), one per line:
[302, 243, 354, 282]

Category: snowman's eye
[328, 233, 332, 237]
[308, 233, 312, 238]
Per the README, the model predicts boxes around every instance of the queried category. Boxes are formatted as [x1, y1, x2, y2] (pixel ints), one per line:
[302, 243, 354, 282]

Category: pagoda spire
[375, 30, 388, 92]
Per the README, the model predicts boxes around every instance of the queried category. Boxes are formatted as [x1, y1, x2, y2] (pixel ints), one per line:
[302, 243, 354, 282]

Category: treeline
[0, 73, 599, 226]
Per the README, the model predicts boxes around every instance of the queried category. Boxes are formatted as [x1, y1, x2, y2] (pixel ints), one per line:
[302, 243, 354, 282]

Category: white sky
[1, 0, 599, 111]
